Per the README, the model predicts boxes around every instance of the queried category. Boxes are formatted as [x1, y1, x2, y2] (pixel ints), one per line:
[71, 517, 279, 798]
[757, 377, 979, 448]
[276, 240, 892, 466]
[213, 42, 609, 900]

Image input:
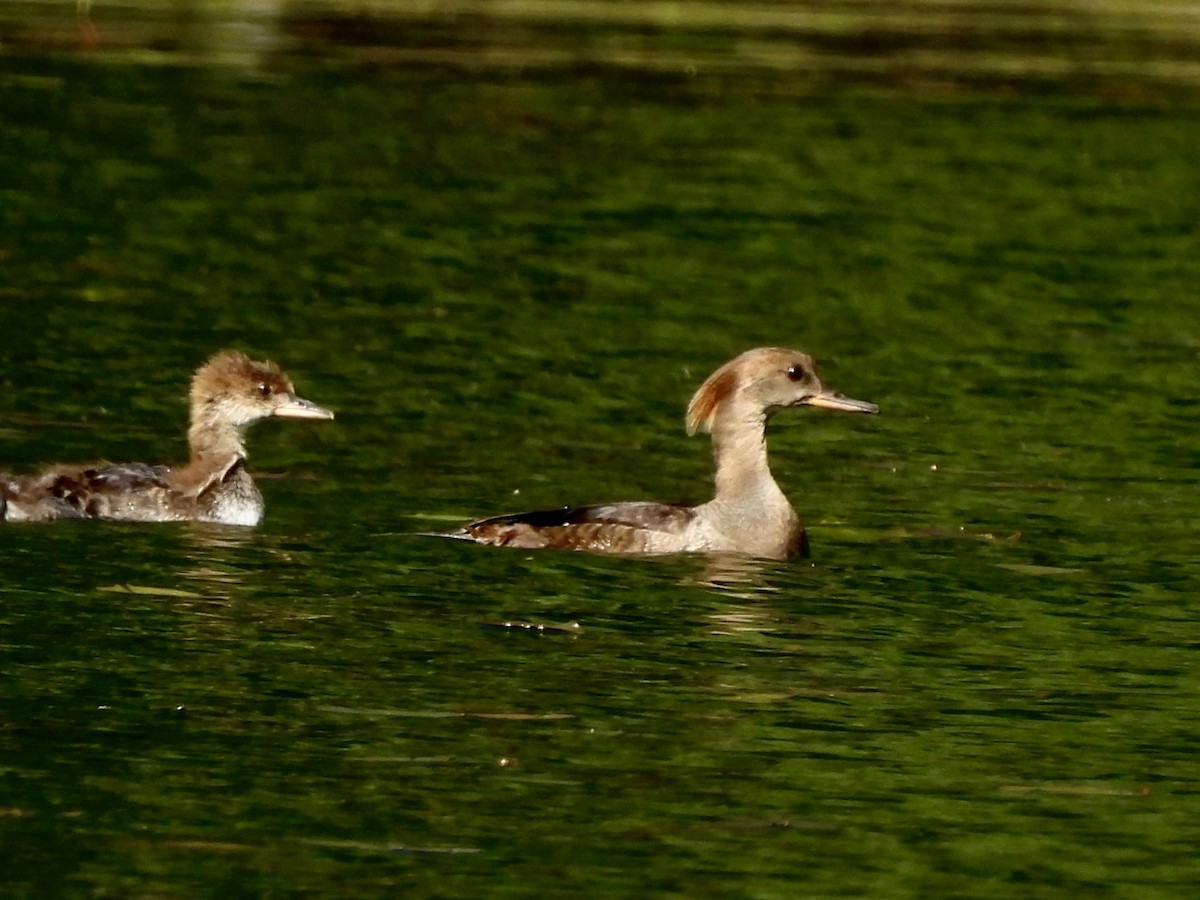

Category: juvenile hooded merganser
[441, 347, 878, 560]
[1, 351, 334, 526]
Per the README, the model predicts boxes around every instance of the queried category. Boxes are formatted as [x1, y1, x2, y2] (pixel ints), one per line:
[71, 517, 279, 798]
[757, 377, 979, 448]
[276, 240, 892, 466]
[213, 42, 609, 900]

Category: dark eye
[786, 365, 806, 382]
[257, 382, 273, 397]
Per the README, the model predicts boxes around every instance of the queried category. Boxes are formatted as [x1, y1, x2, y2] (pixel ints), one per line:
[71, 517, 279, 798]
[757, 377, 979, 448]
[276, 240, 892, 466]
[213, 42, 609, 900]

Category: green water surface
[1, 8, 1199, 898]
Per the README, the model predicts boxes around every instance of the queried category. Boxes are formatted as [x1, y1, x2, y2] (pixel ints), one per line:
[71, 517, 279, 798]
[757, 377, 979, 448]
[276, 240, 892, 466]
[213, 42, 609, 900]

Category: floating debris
[98, 583, 204, 598]
[477, 620, 584, 636]
[888, 525, 1021, 543]
[998, 563, 1084, 576]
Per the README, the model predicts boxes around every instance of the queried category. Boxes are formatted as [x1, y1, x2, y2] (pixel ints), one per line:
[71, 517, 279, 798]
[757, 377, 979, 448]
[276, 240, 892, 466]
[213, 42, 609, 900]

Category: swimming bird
[441, 347, 878, 559]
[1, 351, 334, 525]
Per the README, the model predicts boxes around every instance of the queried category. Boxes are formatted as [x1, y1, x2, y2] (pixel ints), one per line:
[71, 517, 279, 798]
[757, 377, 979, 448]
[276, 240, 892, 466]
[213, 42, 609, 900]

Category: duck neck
[189, 414, 246, 463]
[709, 411, 791, 516]
[178, 409, 249, 492]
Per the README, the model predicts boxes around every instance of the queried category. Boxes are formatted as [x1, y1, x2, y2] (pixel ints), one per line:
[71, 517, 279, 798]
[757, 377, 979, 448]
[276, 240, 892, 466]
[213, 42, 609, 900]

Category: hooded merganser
[439, 347, 878, 560]
[1, 351, 334, 525]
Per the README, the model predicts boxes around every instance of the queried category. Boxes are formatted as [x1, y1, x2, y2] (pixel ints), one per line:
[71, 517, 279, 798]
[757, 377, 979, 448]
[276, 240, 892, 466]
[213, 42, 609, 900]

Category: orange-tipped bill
[803, 390, 879, 414]
[274, 395, 335, 420]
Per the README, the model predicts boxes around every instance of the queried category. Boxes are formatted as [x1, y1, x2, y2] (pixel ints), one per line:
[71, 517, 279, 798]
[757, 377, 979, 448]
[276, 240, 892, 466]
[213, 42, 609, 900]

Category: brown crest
[685, 360, 742, 435]
[191, 351, 292, 403]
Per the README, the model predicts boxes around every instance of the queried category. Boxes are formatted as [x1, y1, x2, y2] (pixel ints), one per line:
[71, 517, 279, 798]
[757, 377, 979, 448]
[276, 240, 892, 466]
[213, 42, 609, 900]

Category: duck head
[686, 347, 878, 435]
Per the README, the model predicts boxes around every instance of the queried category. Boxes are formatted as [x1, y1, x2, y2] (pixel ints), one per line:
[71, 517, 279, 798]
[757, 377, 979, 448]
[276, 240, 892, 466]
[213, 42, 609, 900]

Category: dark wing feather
[563, 501, 696, 532]
[467, 501, 695, 531]
[74, 463, 171, 491]
[41, 463, 172, 518]
[460, 501, 697, 552]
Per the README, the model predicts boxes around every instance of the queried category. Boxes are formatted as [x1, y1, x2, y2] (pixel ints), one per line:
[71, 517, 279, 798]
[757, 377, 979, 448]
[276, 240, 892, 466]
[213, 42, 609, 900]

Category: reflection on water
[28, 0, 289, 71]
[687, 553, 784, 610]
[183, 0, 287, 71]
[177, 523, 255, 592]
[8, 0, 1200, 88]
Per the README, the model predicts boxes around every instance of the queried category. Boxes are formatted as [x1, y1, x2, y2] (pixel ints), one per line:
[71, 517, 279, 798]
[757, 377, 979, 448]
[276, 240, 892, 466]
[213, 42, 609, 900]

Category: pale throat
[709, 408, 788, 509]
[187, 406, 250, 462]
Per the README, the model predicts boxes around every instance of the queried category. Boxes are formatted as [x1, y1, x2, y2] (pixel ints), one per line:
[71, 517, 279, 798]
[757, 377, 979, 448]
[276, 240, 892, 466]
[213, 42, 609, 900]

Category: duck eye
[256, 382, 273, 398]
[786, 365, 806, 382]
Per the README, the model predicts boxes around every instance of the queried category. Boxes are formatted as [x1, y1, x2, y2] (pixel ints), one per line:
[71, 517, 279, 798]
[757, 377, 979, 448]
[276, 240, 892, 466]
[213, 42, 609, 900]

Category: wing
[459, 501, 698, 553]
[6, 463, 173, 521]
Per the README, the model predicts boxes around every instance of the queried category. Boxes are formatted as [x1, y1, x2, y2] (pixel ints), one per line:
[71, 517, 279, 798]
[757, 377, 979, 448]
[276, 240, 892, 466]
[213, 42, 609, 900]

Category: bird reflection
[680, 554, 796, 635]
[687, 553, 784, 598]
[175, 523, 256, 597]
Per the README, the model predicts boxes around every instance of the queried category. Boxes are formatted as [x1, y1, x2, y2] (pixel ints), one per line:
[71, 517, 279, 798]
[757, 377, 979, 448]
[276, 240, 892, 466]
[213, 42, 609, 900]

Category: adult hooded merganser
[1, 351, 334, 526]
[441, 347, 878, 560]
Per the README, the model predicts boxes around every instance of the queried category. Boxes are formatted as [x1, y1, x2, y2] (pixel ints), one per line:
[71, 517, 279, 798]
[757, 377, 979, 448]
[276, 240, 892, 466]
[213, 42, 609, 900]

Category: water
[2, 4, 1200, 897]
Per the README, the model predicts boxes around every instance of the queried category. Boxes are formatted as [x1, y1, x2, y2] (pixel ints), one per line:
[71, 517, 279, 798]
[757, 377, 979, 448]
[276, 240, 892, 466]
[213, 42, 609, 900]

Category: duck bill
[274, 395, 336, 420]
[804, 389, 879, 414]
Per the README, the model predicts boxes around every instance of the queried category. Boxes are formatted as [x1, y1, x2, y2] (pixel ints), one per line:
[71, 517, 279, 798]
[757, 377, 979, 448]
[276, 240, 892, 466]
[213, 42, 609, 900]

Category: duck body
[458, 498, 807, 558]
[1, 351, 333, 526]
[445, 347, 877, 560]
[459, 502, 703, 553]
[3, 459, 263, 525]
